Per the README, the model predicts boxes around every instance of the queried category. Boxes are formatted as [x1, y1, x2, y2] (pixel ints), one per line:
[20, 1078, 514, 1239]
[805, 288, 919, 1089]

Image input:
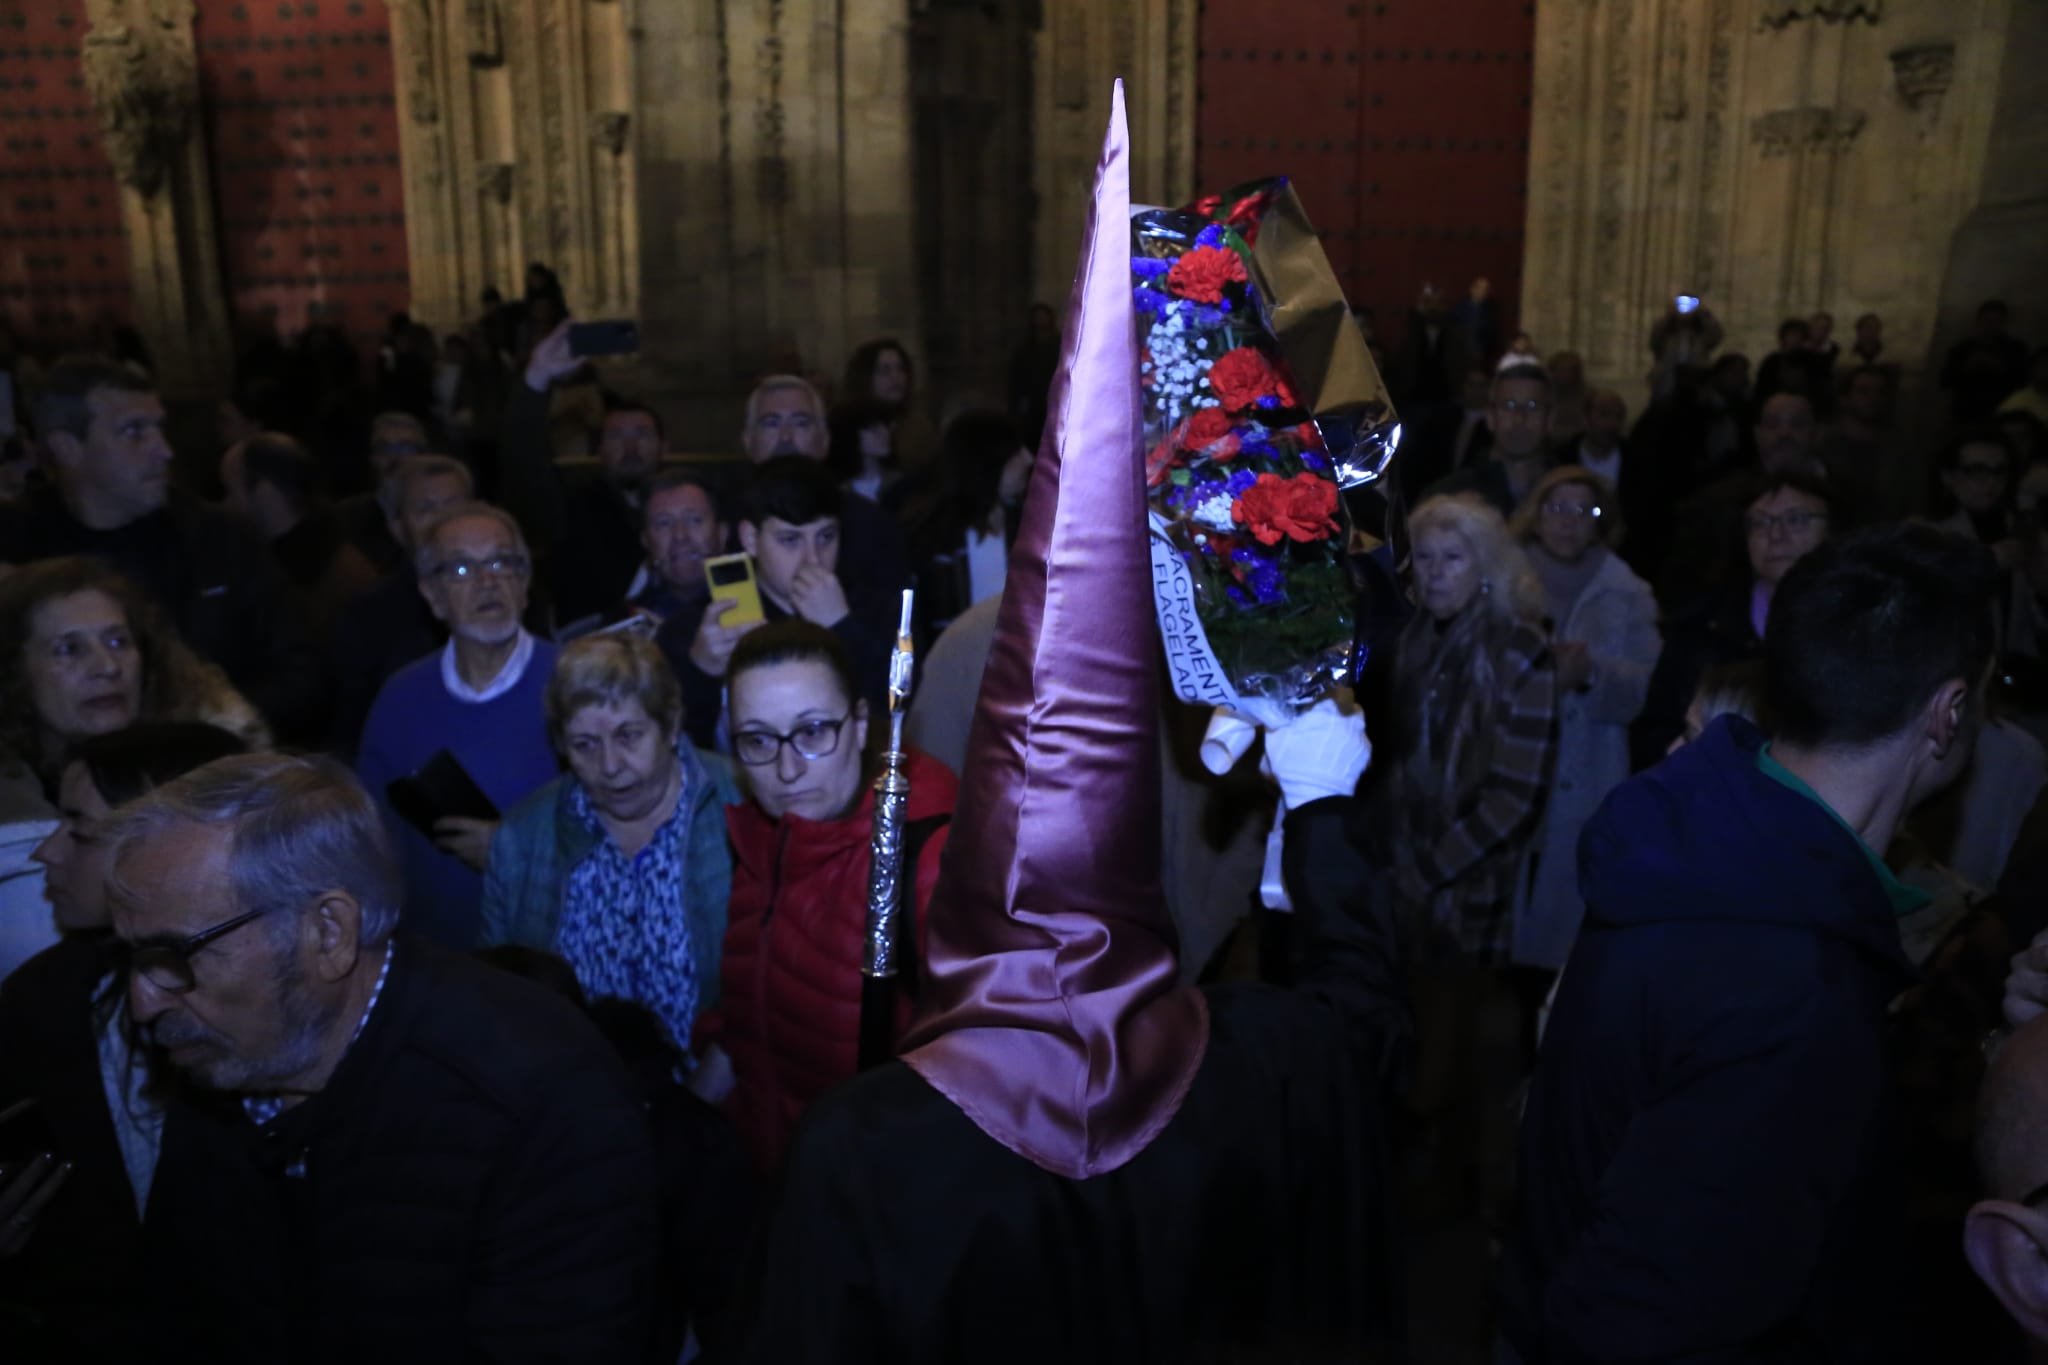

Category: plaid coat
[1390, 617, 1558, 963]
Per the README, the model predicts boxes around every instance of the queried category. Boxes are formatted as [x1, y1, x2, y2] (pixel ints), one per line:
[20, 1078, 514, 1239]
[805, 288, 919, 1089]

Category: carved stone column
[1033, 0, 1199, 313]
[634, 0, 924, 401]
[388, 0, 639, 332]
[81, 0, 231, 396]
[1522, 0, 2022, 412]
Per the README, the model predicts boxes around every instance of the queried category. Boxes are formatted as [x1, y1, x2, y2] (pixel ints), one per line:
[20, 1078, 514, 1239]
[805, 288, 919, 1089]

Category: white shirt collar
[440, 628, 536, 704]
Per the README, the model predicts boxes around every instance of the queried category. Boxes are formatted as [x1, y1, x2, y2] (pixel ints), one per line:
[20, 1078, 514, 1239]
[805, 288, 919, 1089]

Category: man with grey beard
[106, 753, 656, 1362]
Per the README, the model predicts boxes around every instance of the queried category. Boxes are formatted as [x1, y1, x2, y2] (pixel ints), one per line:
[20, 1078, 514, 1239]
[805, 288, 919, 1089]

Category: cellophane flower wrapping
[1136, 179, 1397, 726]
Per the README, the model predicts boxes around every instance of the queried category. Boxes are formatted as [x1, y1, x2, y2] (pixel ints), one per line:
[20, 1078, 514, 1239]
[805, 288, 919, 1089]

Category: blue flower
[1191, 305, 1228, 328]
[1196, 225, 1225, 248]
[1249, 562, 1287, 606]
[1134, 288, 1165, 317]
[1231, 546, 1254, 564]
[1131, 257, 1171, 279]
[1256, 395, 1279, 410]
[1226, 586, 1251, 606]
[1225, 468, 1259, 494]
[1300, 450, 1328, 472]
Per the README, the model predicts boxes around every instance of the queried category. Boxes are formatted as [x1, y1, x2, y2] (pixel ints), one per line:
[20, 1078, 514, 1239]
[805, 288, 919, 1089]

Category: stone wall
[1522, 0, 2044, 413]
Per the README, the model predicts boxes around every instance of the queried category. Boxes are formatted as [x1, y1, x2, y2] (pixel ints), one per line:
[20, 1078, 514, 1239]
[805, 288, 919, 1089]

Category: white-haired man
[109, 753, 656, 1360]
[355, 502, 560, 947]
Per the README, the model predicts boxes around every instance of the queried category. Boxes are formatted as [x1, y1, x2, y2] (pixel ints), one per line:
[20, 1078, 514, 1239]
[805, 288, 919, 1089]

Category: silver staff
[858, 589, 917, 1069]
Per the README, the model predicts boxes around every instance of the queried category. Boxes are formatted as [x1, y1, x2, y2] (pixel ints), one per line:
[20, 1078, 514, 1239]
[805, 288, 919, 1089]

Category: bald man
[1968, 1014, 2048, 1352]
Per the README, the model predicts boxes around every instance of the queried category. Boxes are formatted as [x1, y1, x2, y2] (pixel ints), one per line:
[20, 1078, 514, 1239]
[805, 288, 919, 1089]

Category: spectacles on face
[1746, 510, 1828, 537]
[1541, 501, 1602, 522]
[428, 554, 530, 583]
[115, 904, 276, 994]
[732, 712, 852, 767]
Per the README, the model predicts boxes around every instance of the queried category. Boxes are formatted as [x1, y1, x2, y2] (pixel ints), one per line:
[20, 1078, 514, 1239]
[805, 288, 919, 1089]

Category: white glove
[523, 319, 581, 393]
[1260, 694, 1372, 810]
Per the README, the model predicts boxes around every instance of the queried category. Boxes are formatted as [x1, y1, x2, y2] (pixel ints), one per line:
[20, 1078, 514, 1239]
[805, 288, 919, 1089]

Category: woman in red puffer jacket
[700, 620, 957, 1171]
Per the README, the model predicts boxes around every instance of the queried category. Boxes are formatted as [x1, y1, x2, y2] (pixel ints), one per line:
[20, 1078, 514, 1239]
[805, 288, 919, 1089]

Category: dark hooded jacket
[1500, 715, 1921, 1363]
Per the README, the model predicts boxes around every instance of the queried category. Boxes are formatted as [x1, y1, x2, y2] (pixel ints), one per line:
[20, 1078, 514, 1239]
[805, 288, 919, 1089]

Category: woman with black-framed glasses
[700, 620, 958, 1171]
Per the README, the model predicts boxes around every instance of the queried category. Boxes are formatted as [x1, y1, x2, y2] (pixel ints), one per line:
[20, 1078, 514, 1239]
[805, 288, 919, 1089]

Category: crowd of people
[0, 238, 2046, 1365]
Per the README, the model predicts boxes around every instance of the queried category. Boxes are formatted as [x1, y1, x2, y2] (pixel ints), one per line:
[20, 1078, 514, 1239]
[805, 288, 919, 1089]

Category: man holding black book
[355, 503, 559, 948]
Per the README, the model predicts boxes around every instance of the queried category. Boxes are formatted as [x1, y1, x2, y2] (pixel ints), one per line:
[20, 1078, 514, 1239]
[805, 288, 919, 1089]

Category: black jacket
[732, 797, 1411, 1362]
[328, 564, 442, 757]
[1500, 717, 1921, 1363]
[656, 590, 893, 752]
[138, 938, 660, 1364]
[499, 380, 644, 628]
[0, 487, 329, 742]
[0, 936, 146, 1364]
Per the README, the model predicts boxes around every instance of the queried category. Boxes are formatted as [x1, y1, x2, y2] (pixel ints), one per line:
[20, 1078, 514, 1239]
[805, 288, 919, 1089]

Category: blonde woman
[1508, 466, 1662, 974]
[1369, 492, 1556, 1221]
[1375, 492, 1557, 964]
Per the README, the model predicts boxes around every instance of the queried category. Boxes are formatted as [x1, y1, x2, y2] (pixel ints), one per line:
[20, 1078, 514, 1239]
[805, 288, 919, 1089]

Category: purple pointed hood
[900, 81, 1210, 1180]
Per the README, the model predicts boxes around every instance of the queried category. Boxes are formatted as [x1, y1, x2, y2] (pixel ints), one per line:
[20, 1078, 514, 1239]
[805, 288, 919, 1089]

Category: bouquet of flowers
[1135, 179, 1401, 725]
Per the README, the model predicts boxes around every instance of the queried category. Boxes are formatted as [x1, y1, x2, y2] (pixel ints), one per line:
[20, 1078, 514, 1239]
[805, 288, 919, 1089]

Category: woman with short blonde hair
[482, 632, 735, 1058]
[1367, 492, 1559, 1224]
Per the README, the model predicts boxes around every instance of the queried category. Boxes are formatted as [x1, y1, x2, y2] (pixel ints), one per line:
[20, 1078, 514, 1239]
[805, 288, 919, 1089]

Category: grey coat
[1513, 550, 1663, 970]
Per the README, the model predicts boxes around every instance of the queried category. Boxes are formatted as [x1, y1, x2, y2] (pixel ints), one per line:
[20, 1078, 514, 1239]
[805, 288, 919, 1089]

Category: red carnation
[1178, 406, 1240, 463]
[1145, 432, 1177, 489]
[1232, 472, 1340, 547]
[1294, 420, 1326, 452]
[1165, 245, 1248, 304]
[1207, 346, 1280, 413]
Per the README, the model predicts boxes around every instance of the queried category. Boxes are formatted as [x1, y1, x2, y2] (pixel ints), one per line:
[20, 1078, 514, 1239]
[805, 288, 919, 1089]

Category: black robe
[731, 798, 1410, 1364]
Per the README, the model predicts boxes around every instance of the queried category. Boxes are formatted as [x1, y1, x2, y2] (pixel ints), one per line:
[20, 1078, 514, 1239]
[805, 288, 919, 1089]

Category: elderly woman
[1508, 466, 1662, 974]
[1373, 493, 1557, 964]
[1368, 491, 1556, 1223]
[0, 557, 267, 792]
[480, 632, 737, 1058]
[704, 619, 957, 1171]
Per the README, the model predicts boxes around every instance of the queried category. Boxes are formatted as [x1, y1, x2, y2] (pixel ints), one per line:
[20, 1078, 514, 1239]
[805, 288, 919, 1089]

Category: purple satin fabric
[901, 80, 1210, 1181]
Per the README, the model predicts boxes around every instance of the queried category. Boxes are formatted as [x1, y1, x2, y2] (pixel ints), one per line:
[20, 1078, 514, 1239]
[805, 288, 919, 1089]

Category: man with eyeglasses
[1425, 362, 1555, 520]
[104, 753, 657, 1360]
[1505, 524, 1998, 1364]
[1635, 473, 1836, 763]
[356, 503, 561, 948]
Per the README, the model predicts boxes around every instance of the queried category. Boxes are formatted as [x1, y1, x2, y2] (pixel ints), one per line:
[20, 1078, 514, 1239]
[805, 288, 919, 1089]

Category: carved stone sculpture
[1750, 106, 1865, 158]
[1890, 43, 1954, 112]
[81, 0, 200, 198]
[1756, 0, 1882, 29]
[477, 162, 515, 205]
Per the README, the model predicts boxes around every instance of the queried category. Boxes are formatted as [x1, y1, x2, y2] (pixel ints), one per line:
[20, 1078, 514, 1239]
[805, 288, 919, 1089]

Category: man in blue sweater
[1501, 524, 1999, 1362]
[357, 503, 559, 948]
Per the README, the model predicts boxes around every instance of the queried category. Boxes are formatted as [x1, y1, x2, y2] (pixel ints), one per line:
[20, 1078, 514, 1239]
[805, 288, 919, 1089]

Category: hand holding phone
[689, 596, 759, 679]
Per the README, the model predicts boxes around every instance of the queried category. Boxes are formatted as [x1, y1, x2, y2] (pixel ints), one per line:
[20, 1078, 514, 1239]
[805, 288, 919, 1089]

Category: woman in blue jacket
[480, 632, 737, 1057]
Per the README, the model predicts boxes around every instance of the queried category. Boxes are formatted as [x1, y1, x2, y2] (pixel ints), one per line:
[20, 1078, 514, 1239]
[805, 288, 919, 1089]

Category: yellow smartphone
[705, 552, 765, 627]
